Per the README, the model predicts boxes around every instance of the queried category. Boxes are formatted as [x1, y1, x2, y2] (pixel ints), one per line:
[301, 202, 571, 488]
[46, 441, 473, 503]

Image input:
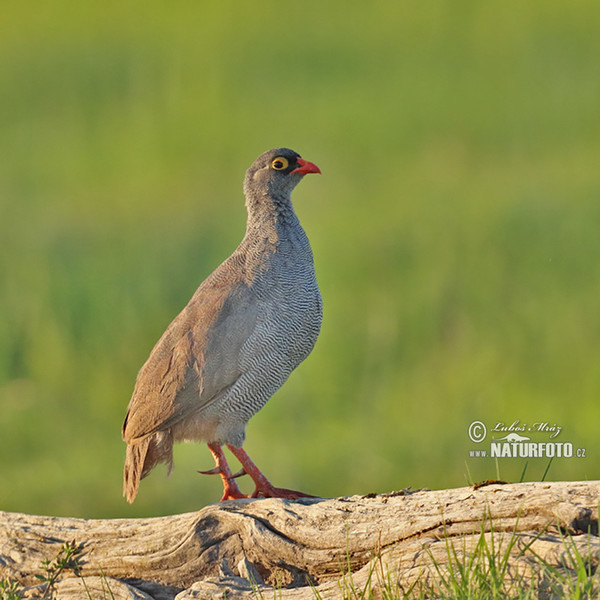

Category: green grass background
[1, 0, 598, 518]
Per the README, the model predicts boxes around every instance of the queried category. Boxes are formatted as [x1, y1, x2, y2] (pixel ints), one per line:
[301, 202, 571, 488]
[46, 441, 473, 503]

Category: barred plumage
[122, 148, 322, 503]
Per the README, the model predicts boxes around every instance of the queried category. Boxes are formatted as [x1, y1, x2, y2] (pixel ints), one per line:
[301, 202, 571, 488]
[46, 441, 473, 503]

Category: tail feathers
[123, 438, 151, 503]
[123, 432, 174, 503]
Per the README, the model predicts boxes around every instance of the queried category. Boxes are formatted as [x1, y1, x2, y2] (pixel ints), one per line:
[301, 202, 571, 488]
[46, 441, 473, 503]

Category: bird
[122, 148, 323, 503]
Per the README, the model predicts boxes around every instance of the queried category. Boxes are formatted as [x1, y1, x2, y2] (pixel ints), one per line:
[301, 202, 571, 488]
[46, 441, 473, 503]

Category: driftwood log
[1, 481, 598, 599]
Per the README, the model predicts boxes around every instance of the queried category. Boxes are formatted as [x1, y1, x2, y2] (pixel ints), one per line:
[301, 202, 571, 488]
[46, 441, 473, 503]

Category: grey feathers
[122, 148, 322, 503]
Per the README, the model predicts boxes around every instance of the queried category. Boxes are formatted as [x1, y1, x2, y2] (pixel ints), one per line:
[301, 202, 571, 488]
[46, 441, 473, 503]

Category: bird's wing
[122, 262, 259, 444]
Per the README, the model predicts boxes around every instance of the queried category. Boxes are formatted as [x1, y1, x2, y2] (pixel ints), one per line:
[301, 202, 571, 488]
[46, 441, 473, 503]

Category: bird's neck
[244, 191, 298, 236]
[239, 191, 305, 275]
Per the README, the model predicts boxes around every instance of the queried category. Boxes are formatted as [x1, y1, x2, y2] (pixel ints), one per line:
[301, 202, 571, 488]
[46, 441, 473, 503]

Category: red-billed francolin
[122, 148, 322, 502]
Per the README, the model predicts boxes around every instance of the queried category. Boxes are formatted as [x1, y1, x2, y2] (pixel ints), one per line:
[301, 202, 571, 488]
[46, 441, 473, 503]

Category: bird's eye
[271, 157, 289, 170]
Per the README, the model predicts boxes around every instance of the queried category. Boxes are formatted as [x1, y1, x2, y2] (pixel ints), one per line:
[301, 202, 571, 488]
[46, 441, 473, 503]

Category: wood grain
[1, 481, 598, 599]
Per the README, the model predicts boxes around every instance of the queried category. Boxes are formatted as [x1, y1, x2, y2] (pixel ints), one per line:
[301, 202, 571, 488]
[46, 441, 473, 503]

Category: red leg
[227, 445, 315, 500]
[200, 443, 248, 501]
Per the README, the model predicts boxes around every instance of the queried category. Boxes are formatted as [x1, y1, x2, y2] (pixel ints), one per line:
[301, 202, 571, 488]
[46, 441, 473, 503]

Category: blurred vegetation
[1, 0, 598, 518]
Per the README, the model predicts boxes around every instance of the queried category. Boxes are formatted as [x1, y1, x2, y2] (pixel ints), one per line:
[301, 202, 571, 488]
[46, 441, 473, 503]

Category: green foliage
[35, 541, 83, 599]
[304, 512, 599, 599]
[426, 512, 529, 599]
[1, 525, 596, 599]
[0, 542, 83, 600]
[1, 1, 599, 517]
[414, 529, 600, 599]
[0, 578, 23, 600]
[1, 541, 115, 600]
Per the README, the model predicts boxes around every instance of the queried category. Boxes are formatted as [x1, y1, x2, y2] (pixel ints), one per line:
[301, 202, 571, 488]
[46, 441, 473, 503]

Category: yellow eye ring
[271, 157, 289, 170]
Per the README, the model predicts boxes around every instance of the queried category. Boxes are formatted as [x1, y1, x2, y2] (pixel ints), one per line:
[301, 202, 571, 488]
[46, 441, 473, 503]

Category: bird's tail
[123, 437, 151, 503]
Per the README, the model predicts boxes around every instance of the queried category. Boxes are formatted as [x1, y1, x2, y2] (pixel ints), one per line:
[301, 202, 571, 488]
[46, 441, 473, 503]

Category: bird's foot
[204, 443, 317, 502]
[203, 443, 253, 501]
[199, 466, 249, 500]
[220, 479, 249, 501]
[226, 444, 316, 500]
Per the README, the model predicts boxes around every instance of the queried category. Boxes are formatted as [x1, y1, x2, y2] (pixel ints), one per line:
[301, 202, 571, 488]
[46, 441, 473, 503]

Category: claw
[230, 468, 246, 479]
[198, 467, 222, 476]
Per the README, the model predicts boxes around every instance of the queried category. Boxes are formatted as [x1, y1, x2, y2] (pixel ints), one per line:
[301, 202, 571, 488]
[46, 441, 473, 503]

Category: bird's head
[243, 148, 321, 202]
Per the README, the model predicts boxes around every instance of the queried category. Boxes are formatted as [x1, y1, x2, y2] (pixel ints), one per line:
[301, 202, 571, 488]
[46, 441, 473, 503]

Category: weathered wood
[1, 481, 598, 599]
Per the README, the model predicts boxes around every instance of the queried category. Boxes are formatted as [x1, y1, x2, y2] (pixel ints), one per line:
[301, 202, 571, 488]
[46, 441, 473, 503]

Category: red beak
[291, 157, 321, 175]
